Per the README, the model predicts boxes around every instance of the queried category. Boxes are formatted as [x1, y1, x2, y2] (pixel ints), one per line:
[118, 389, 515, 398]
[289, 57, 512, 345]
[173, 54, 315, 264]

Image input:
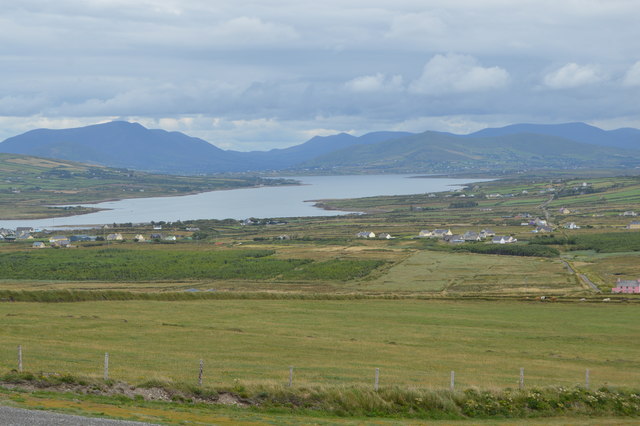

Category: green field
[1, 299, 638, 389]
[0, 247, 384, 282]
[365, 250, 579, 294]
[2, 172, 640, 422]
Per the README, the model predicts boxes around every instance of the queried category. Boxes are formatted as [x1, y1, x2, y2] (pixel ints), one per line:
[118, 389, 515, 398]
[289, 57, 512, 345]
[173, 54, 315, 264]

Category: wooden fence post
[198, 359, 204, 386]
[450, 371, 455, 391]
[374, 368, 379, 391]
[585, 368, 590, 389]
[104, 352, 109, 381]
[288, 366, 293, 387]
[18, 345, 22, 373]
[519, 367, 524, 390]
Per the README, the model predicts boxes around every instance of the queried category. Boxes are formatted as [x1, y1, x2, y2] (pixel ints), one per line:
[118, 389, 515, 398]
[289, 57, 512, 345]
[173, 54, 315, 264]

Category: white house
[418, 230, 433, 237]
[479, 229, 495, 238]
[432, 229, 453, 238]
[356, 231, 376, 238]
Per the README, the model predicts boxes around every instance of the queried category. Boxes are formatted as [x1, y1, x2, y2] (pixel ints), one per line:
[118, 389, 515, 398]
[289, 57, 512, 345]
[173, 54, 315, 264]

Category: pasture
[1, 299, 638, 389]
[365, 250, 579, 294]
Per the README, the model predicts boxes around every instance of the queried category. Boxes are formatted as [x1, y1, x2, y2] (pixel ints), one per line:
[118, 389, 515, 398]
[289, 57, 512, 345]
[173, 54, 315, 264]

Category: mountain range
[1, 121, 639, 174]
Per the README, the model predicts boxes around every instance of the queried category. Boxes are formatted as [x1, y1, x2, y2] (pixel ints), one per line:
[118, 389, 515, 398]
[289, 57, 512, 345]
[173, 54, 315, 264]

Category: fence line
[3, 345, 613, 391]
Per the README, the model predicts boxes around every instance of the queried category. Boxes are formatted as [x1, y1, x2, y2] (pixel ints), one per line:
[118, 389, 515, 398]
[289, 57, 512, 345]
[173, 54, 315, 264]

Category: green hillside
[300, 131, 640, 173]
[0, 153, 290, 219]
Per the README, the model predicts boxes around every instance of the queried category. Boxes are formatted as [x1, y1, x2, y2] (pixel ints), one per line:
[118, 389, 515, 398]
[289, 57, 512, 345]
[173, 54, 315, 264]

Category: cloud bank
[0, 1, 639, 149]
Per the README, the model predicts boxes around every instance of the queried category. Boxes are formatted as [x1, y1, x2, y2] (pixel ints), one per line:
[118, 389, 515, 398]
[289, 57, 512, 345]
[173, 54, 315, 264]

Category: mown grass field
[1, 299, 638, 389]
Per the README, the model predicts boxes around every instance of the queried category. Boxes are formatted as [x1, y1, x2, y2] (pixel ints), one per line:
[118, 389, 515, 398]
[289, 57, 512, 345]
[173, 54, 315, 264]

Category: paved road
[0, 405, 156, 426]
[578, 273, 603, 293]
[561, 260, 602, 293]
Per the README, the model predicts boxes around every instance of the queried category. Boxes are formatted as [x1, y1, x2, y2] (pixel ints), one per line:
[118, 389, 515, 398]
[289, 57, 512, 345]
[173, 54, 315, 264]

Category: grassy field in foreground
[1, 299, 638, 389]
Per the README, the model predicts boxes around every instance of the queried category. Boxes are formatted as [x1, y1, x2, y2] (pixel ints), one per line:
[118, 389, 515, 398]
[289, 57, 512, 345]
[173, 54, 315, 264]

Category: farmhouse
[16, 227, 34, 236]
[378, 233, 393, 239]
[564, 222, 580, 229]
[462, 231, 481, 241]
[444, 234, 465, 244]
[627, 221, 640, 230]
[106, 233, 123, 241]
[492, 236, 517, 244]
[51, 238, 71, 247]
[418, 230, 432, 237]
[534, 218, 548, 226]
[356, 231, 376, 238]
[49, 235, 68, 243]
[432, 229, 453, 238]
[32, 241, 45, 248]
[134, 234, 145, 242]
[611, 279, 640, 294]
[559, 207, 571, 214]
[532, 226, 554, 233]
[479, 229, 495, 238]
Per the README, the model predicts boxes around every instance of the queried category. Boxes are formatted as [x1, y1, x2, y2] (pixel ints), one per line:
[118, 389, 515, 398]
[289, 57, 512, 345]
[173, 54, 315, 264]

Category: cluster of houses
[356, 228, 517, 244]
[515, 215, 555, 233]
[356, 231, 393, 239]
[0, 229, 184, 248]
[417, 228, 517, 244]
[0, 227, 37, 241]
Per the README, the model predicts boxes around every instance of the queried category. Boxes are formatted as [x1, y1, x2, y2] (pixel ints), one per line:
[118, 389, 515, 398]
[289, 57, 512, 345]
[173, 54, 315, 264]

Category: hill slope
[2, 121, 640, 174]
[0, 121, 239, 174]
[469, 122, 640, 150]
[300, 131, 640, 173]
[0, 122, 412, 174]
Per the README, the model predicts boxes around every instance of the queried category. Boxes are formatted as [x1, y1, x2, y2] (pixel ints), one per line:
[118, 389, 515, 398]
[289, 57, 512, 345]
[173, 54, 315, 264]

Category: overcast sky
[1, 0, 639, 150]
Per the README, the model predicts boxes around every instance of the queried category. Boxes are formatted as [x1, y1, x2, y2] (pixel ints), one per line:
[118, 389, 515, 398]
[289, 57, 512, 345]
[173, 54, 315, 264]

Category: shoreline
[0, 179, 302, 221]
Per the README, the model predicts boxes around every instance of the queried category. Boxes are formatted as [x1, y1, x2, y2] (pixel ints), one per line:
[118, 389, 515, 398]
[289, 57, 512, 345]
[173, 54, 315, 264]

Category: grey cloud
[1, 1, 640, 149]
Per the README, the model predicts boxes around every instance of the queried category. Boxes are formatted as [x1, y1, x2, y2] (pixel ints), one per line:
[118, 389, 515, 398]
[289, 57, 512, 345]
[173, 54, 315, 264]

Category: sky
[1, 0, 640, 150]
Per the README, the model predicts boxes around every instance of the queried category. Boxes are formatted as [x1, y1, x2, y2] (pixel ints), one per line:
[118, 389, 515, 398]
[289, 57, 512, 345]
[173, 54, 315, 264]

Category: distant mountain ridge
[301, 131, 640, 173]
[1, 121, 639, 174]
[468, 122, 640, 150]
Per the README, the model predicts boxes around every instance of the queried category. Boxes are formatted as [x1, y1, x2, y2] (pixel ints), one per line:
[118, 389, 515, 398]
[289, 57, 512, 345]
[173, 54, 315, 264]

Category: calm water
[0, 175, 485, 229]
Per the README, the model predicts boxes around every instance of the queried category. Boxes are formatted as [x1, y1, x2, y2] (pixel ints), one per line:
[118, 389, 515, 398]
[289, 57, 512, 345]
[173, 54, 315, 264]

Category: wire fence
[3, 344, 629, 391]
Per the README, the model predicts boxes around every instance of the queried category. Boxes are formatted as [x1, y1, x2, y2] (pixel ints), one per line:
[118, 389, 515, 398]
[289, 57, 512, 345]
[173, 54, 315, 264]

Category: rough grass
[1, 372, 639, 421]
[0, 248, 384, 282]
[365, 250, 579, 294]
